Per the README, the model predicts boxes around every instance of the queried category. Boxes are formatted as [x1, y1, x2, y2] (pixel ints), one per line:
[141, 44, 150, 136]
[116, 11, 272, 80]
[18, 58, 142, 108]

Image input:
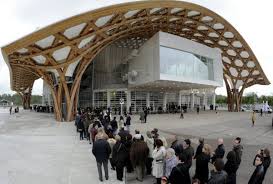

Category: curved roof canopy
[1, 0, 270, 93]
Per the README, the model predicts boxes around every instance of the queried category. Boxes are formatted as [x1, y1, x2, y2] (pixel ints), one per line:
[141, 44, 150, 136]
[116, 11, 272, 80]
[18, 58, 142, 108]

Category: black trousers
[146, 157, 153, 175]
[110, 158, 115, 169]
[79, 130, 84, 140]
[116, 164, 124, 180]
[227, 173, 236, 184]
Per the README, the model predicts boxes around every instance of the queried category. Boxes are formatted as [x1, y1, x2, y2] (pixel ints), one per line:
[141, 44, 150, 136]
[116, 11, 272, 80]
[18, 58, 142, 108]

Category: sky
[0, 0, 272, 96]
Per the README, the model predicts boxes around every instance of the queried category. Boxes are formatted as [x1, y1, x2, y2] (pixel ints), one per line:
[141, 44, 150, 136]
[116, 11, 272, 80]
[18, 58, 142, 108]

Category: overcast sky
[0, 0, 272, 96]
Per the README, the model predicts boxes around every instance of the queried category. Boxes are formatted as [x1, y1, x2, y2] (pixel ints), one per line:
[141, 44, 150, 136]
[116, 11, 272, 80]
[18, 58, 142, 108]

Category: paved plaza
[1, 108, 273, 183]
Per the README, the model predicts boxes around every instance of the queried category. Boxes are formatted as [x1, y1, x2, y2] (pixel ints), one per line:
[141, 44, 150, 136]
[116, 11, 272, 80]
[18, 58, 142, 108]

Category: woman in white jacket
[152, 139, 166, 184]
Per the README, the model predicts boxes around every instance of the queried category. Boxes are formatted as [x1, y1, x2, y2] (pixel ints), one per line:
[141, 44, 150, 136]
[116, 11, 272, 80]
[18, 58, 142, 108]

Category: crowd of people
[75, 107, 271, 184]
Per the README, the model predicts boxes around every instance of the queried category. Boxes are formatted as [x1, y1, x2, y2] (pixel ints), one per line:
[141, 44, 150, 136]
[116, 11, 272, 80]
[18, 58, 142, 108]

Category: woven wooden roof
[1, 0, 270, 93]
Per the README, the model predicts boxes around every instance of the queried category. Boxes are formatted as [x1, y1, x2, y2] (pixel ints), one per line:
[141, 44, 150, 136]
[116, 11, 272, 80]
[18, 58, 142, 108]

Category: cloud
[0, 0, 273, 96]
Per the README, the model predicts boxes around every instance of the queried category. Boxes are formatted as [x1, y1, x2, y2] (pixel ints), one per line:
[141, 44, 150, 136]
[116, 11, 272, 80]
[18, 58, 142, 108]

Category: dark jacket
[77, 119, 84, 130]
[171, 140, 184, 156]
[169, 163, 191, 184]
[182, 146, 194, 168]
[92, 139, 111, 163]
[208, 170, 227, 184]
[110, 119, 118, 130]
[262, 156, 271, 180]
[233, 144, 243, 166]
[224, 150, 239, 184]
[253, 155, 271, 181]
[195, 152, 211, 183]
[212, 144, 225, 163]
[112, 141, 128, 166]
[126, 116, 131, 125]
[130, 140, 149, 167]
[194, 143, 204, 159]
[248, 164, 264, 184]
[118, 130, 130, 144]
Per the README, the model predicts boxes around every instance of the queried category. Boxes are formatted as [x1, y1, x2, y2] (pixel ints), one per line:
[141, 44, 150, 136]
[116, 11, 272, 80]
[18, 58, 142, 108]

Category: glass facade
[94, 92, 107, 108]
[149, 92, 164, 112]
[131, 91, 147, 113]
[160, 46, 214, 81]
[110, 91, 127, 110]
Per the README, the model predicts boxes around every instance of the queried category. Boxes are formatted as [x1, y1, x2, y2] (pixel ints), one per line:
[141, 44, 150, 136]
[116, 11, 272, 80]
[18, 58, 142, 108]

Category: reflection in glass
[160, 46, 214, 81]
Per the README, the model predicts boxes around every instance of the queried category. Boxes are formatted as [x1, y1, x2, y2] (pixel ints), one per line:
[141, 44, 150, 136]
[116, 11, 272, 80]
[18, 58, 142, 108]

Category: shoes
[99, 178, 103, 182]
[136, 178, 143, 182]
[105, 177, 109, 180]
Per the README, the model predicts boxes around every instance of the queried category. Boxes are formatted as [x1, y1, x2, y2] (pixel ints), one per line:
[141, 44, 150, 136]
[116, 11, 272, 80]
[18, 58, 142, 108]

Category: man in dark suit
[92, 135, 111, 182]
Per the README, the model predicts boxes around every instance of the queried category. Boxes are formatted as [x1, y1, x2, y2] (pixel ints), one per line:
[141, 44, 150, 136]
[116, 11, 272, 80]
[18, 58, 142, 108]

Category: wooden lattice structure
[1, 0, 270, 121]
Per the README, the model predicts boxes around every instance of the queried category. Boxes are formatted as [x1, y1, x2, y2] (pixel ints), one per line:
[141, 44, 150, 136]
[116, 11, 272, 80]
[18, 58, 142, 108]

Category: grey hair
[146, 131, 152, 138]
[166, 148, 176, 157]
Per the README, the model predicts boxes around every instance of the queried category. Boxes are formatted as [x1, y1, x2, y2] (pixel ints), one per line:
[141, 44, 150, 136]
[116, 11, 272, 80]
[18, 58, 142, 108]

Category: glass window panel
[160, 46, 214, 81]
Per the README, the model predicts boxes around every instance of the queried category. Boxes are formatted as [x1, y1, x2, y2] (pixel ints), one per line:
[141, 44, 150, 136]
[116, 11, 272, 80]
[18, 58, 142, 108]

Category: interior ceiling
[129, 80, 216, 92]
[1, 0, 270, 93]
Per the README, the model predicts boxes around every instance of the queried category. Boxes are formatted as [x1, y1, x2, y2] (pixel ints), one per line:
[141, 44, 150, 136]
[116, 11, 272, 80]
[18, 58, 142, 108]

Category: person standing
[194, 144, 212, 184]
[146, 131, 154, 175]
[9, 106, 12, 115]
[208, 159, 227, 184]
[77, 118, 84, 140]
[152, 139, 166, 184]
[194, 138, 205, 159]
[92, 134, 111, 182]
[182, 139, 195, 169]
[197, 105, 200, 114]
[262, 148, 271, 181]
[211, 138, 225, 163]
[252, 111, 256, 127]
[170, 135, 184, 156]
[168, 154, 191, 184]
[144, 108, 148, 123]
[107, 134, 117, 170]
[130, 135, 149, 182]
[180, 110, 184, 119]
[112, 135, 127, 181]
[125, 114, 131, 132]
[110, 117, 118, 135]
[140, 110, 145, 123]
[164, 148, 178, 179]
[118, 116, 124, 130]
[224, 138, 242, 184]
[248, 154, 264, 184]
[253, 148, 271, 182]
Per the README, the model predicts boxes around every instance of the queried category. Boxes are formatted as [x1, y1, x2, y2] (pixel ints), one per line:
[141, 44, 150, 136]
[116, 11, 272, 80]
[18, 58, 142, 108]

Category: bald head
[218, 138, 224, 145]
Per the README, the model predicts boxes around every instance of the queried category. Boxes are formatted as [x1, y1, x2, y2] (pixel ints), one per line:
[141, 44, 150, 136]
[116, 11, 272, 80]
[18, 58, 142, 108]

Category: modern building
[77, 31, 222, 113]
[1, 1, 270, 121]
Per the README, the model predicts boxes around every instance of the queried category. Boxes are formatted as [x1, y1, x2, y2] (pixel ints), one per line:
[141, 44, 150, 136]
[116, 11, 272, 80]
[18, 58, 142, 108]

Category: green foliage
[31, 95, 42, 104]
[0, 94, 22, 105]
[0, 94, 42, 105]
[216, 92, 273, 106]
[216, 95, 227, 104]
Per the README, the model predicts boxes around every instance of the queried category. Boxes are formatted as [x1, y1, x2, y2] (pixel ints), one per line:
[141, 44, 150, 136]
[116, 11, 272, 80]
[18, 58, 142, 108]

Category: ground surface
[1, 108, 273, 184]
